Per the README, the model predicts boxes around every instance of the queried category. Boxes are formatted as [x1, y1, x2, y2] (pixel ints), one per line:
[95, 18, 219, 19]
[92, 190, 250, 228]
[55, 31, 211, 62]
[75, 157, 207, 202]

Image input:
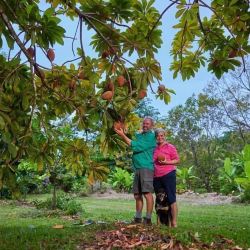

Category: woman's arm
[158, 158, 180, 165]
[158, 145, 180, 165]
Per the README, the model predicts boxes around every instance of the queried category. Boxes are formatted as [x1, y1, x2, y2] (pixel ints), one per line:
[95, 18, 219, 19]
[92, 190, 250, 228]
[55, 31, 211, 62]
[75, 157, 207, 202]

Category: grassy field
[0, 194, 250, 249]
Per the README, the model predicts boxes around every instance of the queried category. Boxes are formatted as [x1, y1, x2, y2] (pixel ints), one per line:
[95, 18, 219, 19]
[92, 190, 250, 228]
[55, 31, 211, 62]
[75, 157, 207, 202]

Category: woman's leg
[170, 202, 178, 227]
[161, 171, 177, 227]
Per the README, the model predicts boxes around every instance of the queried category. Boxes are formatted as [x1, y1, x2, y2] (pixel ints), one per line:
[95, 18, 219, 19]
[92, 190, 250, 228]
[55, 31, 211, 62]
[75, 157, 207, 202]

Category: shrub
[0, 186, 12, 199]
[108, 168, 133, 192]
[176, 166, 198, 191]
[32, 193, 83, 215]
[218, 158, 242, 195]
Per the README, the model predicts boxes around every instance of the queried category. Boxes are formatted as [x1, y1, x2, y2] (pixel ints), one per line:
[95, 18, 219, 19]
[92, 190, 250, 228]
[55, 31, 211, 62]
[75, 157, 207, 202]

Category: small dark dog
[155, 188, 171, 226]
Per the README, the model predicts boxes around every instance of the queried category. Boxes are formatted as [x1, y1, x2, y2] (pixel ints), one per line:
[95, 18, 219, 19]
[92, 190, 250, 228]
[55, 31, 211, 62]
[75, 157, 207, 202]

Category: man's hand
[114, 127, 125, 137]
[114, 127, 131, 146]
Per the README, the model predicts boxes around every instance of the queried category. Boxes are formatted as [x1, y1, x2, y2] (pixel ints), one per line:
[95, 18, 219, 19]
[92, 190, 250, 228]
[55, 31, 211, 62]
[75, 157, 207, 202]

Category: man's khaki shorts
[133, 168, 154, 194]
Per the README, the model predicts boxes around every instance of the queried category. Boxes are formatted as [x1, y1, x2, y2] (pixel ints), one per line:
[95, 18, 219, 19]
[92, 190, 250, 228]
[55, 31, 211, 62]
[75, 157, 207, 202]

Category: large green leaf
[8, 143, 18, 158]
[224, 157, 232, 176]
[243, 144, 250, 162]
[244, 161, 250, 178]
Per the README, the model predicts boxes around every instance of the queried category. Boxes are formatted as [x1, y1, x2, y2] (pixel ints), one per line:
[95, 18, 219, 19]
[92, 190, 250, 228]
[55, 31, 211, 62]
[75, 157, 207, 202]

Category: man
[114, 117, 156, 225]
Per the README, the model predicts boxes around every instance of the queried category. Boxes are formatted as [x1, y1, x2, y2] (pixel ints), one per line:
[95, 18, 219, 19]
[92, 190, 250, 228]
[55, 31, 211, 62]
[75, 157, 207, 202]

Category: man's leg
[132, 170, 143, 222]
[143, 192, 154, 217]
[140, 169, 154, 224]
[134, 193, 143, 219]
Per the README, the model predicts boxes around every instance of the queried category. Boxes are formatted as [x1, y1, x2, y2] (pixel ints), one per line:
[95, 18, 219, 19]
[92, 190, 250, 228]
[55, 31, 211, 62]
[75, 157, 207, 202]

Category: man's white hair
[143, 116, 154, 126]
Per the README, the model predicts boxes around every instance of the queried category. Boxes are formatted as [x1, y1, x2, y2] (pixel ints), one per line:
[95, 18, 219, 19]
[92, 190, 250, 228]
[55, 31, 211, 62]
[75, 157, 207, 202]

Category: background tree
[203, 62, 250, 147]
[164, 95, 224, 191]
[134, 98, 161, 121]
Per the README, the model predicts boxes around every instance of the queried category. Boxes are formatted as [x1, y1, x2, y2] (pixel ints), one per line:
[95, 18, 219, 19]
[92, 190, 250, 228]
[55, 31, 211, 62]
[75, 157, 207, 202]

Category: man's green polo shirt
[130, 130, 156, 170]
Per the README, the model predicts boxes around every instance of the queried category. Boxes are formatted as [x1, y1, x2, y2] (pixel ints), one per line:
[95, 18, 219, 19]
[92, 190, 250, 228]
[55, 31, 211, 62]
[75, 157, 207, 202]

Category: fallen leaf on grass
[126, 224, 138, 229]
[78, 222, 244, 250]
[231, 247, 243, 250]
[52, 224, 64, 229]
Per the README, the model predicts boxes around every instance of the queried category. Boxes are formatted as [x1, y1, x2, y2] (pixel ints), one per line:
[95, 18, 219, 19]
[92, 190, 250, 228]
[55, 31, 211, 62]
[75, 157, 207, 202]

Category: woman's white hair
[154, 128, 166, 136]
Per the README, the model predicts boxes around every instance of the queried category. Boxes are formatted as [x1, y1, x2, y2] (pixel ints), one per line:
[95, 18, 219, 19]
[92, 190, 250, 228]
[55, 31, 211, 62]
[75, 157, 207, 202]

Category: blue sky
[2, 0, 214, 116]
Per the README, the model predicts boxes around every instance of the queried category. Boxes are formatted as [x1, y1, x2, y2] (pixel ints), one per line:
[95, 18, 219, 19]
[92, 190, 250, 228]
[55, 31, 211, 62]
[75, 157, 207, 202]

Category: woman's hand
[158, 159, 179, 165]
[158, 159, 168, 165]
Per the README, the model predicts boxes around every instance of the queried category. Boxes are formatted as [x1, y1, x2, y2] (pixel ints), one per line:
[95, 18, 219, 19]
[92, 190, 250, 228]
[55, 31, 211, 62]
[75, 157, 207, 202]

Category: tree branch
[62, 56, 82, 66]
[0, 8, 46, 84]
[72, 18, 80, 57]
[147, 0, 178, 38]
[198, 0, 246, 72]
[79, 17, 86, 62]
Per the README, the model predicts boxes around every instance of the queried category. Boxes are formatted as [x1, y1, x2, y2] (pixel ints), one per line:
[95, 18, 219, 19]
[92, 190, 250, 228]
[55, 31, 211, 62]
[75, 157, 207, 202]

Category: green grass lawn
[0, 195, 250, 249]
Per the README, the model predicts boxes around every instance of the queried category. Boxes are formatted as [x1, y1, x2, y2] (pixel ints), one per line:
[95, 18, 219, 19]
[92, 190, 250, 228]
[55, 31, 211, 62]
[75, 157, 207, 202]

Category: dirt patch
[177, 191, 237, 205]
[90, 190, 237, 205]
[0, 199, 35, 207]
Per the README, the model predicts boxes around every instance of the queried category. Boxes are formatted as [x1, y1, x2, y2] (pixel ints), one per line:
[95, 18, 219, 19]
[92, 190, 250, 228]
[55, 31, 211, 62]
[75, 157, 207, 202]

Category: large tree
[165, 95, 225, 191]
[204, 62, 250, 145]
[0, 0, 249, 192]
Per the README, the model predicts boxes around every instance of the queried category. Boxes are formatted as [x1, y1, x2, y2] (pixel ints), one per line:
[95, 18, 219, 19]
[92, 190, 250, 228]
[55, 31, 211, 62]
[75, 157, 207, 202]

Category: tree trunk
[52, 185, 56, 209]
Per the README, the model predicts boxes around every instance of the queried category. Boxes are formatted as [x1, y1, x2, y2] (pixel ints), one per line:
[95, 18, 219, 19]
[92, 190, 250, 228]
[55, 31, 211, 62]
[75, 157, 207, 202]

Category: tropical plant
[219, 158, 238, 194]
[108, 167, 134, 192]
[176, 166, 198, 191]
[235, 144, 250, 202]
[16, 160, 48, 199]
[32, 193, 83, 215]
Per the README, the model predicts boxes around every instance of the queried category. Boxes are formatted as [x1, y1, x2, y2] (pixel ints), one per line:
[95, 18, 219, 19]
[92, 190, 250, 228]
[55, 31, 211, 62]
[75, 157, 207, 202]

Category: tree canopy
[0, 0, 249, 192]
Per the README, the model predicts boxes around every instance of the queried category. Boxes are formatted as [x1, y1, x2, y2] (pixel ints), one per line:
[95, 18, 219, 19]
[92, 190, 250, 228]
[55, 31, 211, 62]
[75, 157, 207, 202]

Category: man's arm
[114, 127, 131, 146]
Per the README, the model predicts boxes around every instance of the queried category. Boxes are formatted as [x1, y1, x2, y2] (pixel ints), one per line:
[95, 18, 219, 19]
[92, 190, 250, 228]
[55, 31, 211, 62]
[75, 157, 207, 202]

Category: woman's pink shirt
[153, 143, 179, 177]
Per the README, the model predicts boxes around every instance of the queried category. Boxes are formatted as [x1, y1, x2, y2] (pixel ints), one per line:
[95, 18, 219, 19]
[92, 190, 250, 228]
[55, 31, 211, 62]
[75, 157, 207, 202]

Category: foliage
[0, 186, 12, 199]
[203, 62, 250, 145]
[16, 160, 49, 198]
[176, 166, 198, 191]
[218, 157, 243, 194]
[71, 177, 89, 194]
[108, 167, 133, 192]
[0, 0, 249, 192]
[235, 144, 250, 202]
[32, 193, 83, 215]
[134, 98, 161, 121]
[170, 0, 249, 80]
[164, 95, 225, 192]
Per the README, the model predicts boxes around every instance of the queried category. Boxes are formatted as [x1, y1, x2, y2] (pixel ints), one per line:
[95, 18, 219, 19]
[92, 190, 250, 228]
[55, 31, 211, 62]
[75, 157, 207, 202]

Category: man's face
[142, 118, 153, 132]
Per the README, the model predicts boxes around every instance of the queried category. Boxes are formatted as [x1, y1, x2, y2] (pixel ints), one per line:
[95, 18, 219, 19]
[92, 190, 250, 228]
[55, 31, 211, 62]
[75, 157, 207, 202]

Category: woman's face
[156, 131, 166, 144]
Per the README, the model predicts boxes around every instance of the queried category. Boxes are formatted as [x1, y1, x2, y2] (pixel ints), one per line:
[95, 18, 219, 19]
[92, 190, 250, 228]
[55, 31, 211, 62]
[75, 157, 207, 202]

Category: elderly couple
[114, 117, 179, 227]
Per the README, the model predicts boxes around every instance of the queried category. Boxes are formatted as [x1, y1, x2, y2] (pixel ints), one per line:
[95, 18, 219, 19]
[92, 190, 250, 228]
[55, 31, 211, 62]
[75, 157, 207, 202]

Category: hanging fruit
[158, 84, 165, 93]
[117, 75, 126, 87]
[101, 91, 113, 101]
[104, 81, 114, 92]
[27, 47, 35, 58]
[47, 48, 55, 62]
[138, 89, 147, 99]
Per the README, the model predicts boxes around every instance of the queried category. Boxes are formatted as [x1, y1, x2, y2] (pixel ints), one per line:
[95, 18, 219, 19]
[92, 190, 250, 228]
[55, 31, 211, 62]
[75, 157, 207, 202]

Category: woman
[153, 128, 179, 227]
